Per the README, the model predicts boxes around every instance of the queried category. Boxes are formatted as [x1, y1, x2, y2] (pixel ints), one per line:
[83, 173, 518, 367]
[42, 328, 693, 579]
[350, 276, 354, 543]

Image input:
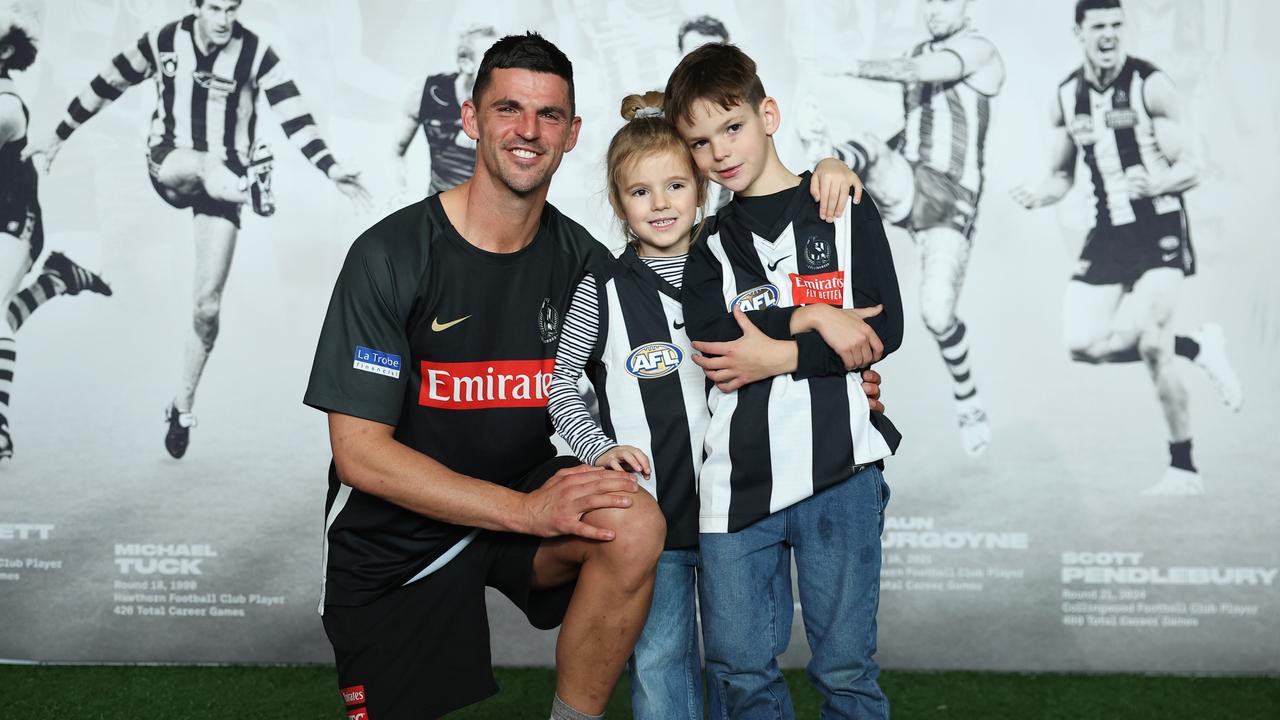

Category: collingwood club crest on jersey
[803, 234, 834, 271]
[159, 52, 178, 77]
[538, 298, 560, 343]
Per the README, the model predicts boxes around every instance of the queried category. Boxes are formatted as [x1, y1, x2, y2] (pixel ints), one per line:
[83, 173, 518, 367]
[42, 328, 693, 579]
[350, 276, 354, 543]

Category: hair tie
[633, 106, 663, 119]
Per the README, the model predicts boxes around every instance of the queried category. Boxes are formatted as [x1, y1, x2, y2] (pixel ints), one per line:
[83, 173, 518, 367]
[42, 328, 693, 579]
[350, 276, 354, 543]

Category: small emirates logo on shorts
[340, 685, 366, 706]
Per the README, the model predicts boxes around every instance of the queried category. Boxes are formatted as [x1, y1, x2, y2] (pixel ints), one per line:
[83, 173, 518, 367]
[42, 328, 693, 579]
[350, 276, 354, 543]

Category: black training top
[305, 194, 607, 607]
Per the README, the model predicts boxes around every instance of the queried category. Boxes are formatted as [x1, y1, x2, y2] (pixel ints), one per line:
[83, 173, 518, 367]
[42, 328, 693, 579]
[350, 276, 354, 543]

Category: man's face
[679, 31, 726, 57]
[924, 0, 968, 40]
[674, 97, 776, 195]
[194, 0, 240, 47]
[463, 68, 581, 196]
[1076, 8, 1125, 71]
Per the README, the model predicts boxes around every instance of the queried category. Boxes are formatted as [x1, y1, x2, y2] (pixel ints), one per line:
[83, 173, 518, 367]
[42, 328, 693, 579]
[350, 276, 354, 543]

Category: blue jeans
[698, 466, 890, 720]
[629, 548, 705, 720]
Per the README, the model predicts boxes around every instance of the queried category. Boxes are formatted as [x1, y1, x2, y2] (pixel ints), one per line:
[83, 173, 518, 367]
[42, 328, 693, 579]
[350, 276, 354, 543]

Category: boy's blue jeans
[697, 465, 891, 720]
[629, 548, 706, 720]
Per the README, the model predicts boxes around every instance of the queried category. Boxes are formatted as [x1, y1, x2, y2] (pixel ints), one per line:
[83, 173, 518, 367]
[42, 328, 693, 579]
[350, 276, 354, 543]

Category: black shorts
[322, 456, 581, 720]
[908, 162, 979, 239]
[1073, 210, 1195, 288]
[1, 202, 42, 264]
[146, 143, 243, 228]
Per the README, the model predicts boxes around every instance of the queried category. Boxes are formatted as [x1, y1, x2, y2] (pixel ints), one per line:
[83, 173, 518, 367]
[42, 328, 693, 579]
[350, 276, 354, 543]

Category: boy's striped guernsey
[682, 173, 903, 533]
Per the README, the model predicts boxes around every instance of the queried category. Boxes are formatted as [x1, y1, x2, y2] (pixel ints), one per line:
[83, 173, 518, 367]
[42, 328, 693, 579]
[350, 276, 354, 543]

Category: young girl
[0, 8, 112, 459]
[546, 91, 864, 720]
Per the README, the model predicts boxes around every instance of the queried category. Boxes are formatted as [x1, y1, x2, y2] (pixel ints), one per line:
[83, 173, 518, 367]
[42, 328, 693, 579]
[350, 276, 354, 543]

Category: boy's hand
[691, 307, 798, 392]
[595, 445, 652, 478]
[799, 304, 885, 370]
[812, 158, 864, 222]
[862, 368, 885, 413]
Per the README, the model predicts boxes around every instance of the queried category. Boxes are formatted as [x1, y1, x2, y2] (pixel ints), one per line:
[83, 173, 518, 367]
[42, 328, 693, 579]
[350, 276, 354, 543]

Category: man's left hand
[862, 367, 885, 413]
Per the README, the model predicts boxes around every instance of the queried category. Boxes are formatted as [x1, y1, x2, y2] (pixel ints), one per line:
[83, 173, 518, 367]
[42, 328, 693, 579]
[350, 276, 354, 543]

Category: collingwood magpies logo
[803, 235, 833, 271]
[159, 52, 179, 77]
[538, 298, 560, 344]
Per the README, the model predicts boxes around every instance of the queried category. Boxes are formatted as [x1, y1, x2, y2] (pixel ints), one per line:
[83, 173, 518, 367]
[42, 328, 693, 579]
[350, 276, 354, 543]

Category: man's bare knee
[192, 297, 222, 349]
[1138, 330, 1169, 365]
[585, 491, 664, 578]
[920, 303, 954, 337]
[1066, 335, 1103, 363]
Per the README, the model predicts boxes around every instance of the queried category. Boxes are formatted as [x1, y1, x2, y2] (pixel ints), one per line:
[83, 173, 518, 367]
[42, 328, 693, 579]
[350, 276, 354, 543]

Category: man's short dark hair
[472, 32, 575, 113]
[677, 15, 730, 52]
[1076, 0, 1122, 24]
[664, 43, 765, 128]
[0, 25, 36, 73]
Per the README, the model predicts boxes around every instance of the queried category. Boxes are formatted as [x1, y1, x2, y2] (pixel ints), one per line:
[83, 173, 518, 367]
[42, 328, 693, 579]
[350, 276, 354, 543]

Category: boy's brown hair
[663, 42, 766, 128]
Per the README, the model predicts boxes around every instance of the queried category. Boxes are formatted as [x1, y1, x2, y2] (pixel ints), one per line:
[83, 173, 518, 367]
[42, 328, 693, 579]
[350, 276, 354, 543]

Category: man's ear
[563, 115, 583, 154]
[461, 99, 480, 141]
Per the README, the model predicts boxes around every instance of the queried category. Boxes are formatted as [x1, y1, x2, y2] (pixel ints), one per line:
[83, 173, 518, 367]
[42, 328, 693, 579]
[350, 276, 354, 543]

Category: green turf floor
[4, 665, 1277, 719]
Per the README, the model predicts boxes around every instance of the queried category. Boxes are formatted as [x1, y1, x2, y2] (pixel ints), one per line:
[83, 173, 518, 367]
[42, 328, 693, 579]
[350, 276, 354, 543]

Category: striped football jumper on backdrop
[416, 73, 476, 194]
[53, 15, 335, 175]
[901, 28, 994, 406]
[902, 28, 992, 198]
[1058, 56, 1187, 231]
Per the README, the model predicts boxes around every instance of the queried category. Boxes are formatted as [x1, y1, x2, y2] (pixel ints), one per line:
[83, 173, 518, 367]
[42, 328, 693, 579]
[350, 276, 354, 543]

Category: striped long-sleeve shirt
[55, 15, 335, 175]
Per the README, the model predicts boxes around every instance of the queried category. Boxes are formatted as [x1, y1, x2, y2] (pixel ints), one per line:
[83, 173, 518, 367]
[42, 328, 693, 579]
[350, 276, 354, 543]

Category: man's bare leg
[918, 224, 988, 455]
[532, 489, 665, 716]
[1063, 280, 1131, 362]
[178, 213, 238, 413]
[0, 237, 32, 458]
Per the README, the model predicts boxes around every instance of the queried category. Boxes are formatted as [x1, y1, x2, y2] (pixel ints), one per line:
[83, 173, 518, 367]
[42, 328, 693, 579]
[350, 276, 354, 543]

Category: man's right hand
[517, 465, 640, 541]
[21, 135, 63, 174]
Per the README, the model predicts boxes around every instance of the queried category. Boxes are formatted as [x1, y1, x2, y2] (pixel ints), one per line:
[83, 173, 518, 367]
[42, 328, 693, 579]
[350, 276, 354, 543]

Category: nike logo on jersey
[673, 320, 686, 330]
[767, 255, 791, 272]
[1161, 251, 1180, 262]
[431, 315, 471, 332]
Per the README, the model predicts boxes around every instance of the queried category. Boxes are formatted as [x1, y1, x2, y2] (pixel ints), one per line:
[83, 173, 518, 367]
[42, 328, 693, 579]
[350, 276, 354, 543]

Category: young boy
[666, 43, 903, 719]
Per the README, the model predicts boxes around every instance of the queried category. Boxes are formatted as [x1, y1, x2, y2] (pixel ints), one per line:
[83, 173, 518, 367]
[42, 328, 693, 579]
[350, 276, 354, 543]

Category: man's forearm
[854, 58, 920, 83]
[332, 429, 532, 534]
[1153, 160, 1199, 196]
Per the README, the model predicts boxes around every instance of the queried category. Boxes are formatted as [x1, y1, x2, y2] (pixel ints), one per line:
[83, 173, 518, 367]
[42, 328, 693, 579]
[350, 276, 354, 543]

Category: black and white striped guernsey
[682, 173, 904, 534]
[1058, 56, 1184, 228]
[548, 248, 703, 549]
[55, 15, 335, 175]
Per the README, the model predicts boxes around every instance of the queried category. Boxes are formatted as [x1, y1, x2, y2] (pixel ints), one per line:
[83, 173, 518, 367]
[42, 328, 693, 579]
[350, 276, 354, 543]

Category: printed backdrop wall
[2, 0, 1277, 673]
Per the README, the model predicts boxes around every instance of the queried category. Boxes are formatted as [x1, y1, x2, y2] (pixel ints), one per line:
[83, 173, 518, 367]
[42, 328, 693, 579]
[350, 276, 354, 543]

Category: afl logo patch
[625, 342, 683, 378]
[1159, 235, 1180, 252]
[733, 284, 779, 311]
[159, 52, 178, 77]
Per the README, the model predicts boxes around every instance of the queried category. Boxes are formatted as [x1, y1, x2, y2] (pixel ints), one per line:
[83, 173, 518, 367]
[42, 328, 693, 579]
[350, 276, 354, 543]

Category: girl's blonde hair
[606, 90, 709, 247]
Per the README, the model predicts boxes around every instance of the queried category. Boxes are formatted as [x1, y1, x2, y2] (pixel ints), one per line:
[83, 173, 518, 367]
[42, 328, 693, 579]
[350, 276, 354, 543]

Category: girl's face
[616, 149, 699, 257]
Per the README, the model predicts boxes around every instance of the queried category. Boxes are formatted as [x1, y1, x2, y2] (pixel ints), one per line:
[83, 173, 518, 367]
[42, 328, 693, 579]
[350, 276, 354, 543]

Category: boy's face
[675, 97, 779, 195]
